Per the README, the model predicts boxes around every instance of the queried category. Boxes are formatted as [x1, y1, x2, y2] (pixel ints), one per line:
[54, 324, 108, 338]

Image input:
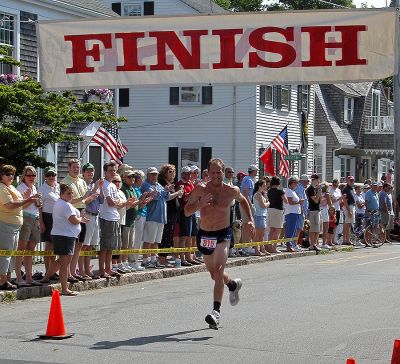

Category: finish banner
[37, 9, 398, 90]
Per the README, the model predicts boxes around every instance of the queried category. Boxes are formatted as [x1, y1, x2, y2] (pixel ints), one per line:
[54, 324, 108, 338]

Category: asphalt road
[1, 245, 400, 364]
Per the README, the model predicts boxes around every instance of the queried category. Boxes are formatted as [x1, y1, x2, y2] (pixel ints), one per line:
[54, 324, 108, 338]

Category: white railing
[365, 116, 394, 133]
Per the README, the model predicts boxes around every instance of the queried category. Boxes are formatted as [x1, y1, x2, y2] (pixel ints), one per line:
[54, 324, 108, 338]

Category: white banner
[37, 9, 398, 90]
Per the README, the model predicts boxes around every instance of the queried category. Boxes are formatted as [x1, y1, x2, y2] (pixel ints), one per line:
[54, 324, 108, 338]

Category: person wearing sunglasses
[16, 166, 43, 288]
[38, 166, 60, 279]
[0, 165, 38, 290]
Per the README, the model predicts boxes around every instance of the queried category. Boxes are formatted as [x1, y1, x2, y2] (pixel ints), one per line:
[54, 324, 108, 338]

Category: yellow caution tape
[0, 238, 295, 257]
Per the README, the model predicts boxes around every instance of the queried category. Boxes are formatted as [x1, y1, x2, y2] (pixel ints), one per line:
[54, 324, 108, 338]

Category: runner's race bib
[200, 237, 217, 249]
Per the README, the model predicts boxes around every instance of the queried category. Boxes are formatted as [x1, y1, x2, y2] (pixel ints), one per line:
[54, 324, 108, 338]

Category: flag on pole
[259, 147, 275, 176]
[92, 125, 128, 165]
[271, 126, 289, 178]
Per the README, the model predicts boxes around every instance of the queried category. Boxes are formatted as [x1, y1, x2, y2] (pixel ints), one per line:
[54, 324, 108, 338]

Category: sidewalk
[0, 246, 353, 302]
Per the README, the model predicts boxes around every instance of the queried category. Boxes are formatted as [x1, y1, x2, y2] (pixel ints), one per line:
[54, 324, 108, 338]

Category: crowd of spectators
[0, 160, 397, 294]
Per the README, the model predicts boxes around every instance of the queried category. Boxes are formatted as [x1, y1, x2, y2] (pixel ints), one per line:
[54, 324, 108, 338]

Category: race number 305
[200, 237, 217, 249]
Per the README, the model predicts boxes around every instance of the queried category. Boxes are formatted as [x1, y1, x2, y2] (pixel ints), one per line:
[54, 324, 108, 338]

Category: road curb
[1, 247, 352, 302]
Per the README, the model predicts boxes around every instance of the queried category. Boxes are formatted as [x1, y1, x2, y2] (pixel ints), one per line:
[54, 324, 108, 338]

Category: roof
[51, 0, 118, 17]
[333, 82, 373, 97]
[180, 0, 229, 13]
[315, 85, 356, 147]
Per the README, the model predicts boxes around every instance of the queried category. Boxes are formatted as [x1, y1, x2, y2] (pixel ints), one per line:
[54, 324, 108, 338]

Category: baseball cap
[123, 169, 135, 177]
[310, 173, 320, 180]
[377, 182, 383, 187]
[347, 175, 355, 181]
[371, 181, 378, 186]
[363, 184, 370, 189]
[181, 166, 191, 173]
[147, 167, 158, 174]
[299, 174, 310, 181]
[44, 166, 56, 175]
[82, 162, 95, 171]
[237, 171, 246, 179]
[248, 164, 259, 172]
[191, 165, 199, 172]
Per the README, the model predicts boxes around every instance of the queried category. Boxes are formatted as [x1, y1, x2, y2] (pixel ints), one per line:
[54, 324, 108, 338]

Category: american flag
[271, 126, 289, 178]
[92, 125, 128, 165]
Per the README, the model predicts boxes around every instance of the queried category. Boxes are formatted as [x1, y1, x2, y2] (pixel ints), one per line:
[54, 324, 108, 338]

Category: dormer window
[344, 97, 354, 125]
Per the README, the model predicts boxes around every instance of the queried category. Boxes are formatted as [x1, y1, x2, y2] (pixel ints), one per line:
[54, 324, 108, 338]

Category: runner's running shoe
[205, 310, 220, 330]
[229, 278, 242, 306]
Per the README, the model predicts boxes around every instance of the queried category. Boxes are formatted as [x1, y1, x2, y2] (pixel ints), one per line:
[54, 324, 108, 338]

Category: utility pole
[392, 1, 400, 202]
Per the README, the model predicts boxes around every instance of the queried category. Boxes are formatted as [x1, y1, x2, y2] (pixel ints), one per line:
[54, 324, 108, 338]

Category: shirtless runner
[184, 158, 255, 329]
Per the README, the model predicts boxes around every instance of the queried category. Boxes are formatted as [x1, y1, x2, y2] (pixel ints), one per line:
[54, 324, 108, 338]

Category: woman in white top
[15, 166, 42, 287]
[354, 185, 366, 232]
[252, 180, 269, 256]
[112, 175, 128, 273]
[329, 179, 342, 244]
[41, 184, 88, 296]
[38, 167, 60, 276]
[284, 176, 303, 252]
[319, 182, 332, 249]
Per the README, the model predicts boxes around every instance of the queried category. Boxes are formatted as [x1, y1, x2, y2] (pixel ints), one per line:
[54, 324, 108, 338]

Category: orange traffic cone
[391, 339, 400, 364]
[346, 358, 356, 364]
[38, 290, 74, 340]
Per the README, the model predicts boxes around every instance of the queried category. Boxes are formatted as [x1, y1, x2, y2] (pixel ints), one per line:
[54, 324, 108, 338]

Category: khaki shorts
[381, 211, 394, 230]
[19, 216, 40, 243]
[267, 208, 284, 229]
[309, 210, 321, 233]
[344, 205, 356, 224]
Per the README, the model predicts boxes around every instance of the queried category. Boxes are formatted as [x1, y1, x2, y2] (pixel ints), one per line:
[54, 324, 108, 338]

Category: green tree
[214, 0, 265, 11]
[0, 46, 125, 173]
[266, 0, 355, 10]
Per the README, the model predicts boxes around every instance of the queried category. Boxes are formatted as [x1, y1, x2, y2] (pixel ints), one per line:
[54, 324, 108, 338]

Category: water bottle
[175, 258, 181, 268]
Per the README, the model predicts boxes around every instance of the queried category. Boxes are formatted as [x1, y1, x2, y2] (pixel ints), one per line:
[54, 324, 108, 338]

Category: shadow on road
[90, 329, 213, 350]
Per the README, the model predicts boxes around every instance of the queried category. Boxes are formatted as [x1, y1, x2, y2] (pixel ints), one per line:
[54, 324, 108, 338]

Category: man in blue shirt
[295, 174, 309, 234]
[364, 182, 380, 212]
[240, 165, 258, 246]
[141, 167, 182, 268]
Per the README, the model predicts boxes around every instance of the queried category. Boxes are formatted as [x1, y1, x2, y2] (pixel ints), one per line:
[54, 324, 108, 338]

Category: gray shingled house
[314, 82, 393, 183]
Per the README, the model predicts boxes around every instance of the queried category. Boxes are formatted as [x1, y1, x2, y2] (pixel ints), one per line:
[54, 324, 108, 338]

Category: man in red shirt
[176, 166, 200, 266]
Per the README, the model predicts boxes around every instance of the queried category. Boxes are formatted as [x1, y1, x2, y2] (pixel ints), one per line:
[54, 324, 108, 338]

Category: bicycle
[362, 210, 385, 248]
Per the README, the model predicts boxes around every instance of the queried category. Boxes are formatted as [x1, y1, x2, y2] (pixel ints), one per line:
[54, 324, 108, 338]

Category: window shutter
[259, 86, 265, 106]
[201, 147, 212, 172]
[287, 85, 291, 111]
[259, 148, 265, 178]
[202, 86, 213, 105]
[170, 87, 179, 105]
[297, 85, 302, 112]
[168, 147, 179, 182]
[276, 85, 282, 109]
[119, 88, 129, 107]
[144, 1, 155, 15]
[111, 2, 122, 15]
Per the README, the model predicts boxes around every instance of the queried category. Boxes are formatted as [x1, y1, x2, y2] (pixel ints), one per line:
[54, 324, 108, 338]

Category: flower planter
[87, 94, 113, 104]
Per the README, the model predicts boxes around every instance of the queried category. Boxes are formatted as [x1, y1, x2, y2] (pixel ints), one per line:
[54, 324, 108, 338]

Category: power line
[316, 0, 350, 8]
[120, 93, 257, 130]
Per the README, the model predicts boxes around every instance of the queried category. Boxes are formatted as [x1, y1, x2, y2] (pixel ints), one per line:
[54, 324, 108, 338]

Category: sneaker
[205, 310, 220, 330]
[124, 262, 134, 272]
[135, 264, 145, 271]
[229, 278, 242, 306]
[147, 261, 156, 268]
[319, 244, 332, 250]
[354, 240, 366, 248]
[118, 263, 130, 273]
[154, 261, 165, 269]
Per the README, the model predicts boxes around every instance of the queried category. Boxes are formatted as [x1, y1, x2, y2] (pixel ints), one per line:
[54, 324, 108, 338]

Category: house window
[297, 85, 310, 113]
[361, 158, 370, 180]
[170, 86, 212, 105]
[123, 3, 142, 16]
[344, 97, 354, 124]
[340, 157, 352, 181]
[280, 85, 291, 111]
[0, 12, 15, 74]
[180, 86, 201, 104]
[260, 85, 274, 108]
[372, 89, 381, 117]
[314, 136, 326, 181]
[180, 148, 200, 174]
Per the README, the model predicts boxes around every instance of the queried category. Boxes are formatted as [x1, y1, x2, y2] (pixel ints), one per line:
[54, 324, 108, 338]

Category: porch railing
[365, 116, 394, 133]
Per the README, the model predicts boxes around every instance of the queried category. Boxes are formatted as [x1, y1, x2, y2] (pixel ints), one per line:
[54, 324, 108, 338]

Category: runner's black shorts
[196, 226, 234, 255]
